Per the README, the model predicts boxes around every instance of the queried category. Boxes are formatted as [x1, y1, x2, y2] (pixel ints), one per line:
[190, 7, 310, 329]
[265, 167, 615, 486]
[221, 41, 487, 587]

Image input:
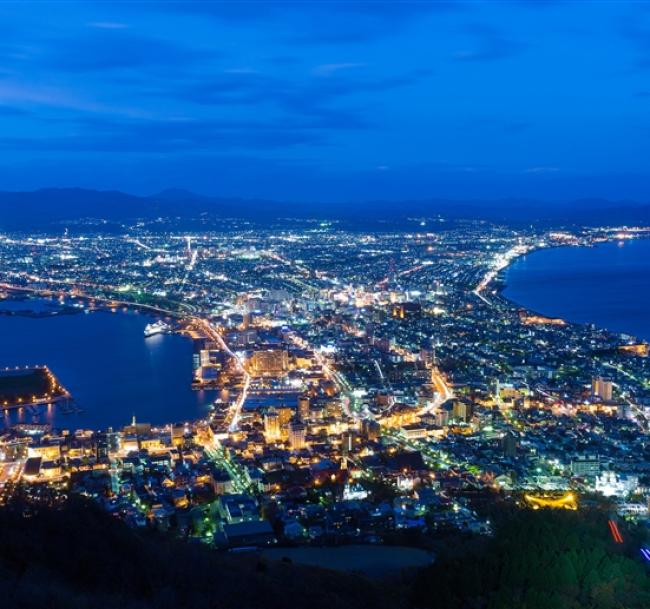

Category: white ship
[144, 320, 170, 337]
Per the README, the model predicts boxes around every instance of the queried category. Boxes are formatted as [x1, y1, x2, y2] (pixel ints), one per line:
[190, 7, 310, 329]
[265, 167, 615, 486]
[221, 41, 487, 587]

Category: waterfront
[1, 225, 650, 559]
[504, 238, 650, 341]
[0, 299, 213, 429]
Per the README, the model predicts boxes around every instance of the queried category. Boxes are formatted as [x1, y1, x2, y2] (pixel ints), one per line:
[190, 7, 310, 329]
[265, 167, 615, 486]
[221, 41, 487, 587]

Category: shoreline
[0, 283, 192, 319]
[0, 365, 72, 411]
[489, 234, 650, 342]
[0, 293, 210, 430]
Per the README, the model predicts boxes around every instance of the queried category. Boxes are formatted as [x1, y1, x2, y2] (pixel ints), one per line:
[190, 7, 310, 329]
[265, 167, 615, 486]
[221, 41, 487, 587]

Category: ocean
[503, 238, 650, 341]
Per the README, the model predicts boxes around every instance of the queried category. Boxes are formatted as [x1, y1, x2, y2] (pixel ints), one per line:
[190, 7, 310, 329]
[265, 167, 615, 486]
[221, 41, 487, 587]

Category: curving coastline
[498, 237, 650, 341]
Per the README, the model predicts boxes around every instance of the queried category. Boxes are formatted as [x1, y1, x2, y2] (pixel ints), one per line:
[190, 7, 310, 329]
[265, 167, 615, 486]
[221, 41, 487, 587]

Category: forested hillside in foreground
[413, 508, 650, 609]
[0, 498, 648, 609]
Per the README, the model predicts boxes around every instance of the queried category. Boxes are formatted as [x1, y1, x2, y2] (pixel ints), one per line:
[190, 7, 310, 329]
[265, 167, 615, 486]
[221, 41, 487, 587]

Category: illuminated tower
[298, 396, 310, 421]
[288, 420, 306, 451]
[263, 408, 281, 441]
[592, 377, 613, 402]
[341, 432, 353, 470]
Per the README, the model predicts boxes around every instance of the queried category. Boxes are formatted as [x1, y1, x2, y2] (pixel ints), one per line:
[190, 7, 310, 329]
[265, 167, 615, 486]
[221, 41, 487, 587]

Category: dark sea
[0, 299, 214, 430]
[504, 238, 650, 341]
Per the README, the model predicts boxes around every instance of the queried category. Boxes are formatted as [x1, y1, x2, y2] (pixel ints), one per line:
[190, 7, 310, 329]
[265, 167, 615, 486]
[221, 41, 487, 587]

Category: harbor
[0, 298, 215, 429]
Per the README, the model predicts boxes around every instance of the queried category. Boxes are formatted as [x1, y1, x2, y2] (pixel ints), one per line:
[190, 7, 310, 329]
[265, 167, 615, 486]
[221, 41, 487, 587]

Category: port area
[0, 366, 70, 409]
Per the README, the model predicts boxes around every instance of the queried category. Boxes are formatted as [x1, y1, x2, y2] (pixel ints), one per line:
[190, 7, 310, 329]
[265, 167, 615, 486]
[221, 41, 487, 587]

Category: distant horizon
[1, 185, 649, 207]
[2, 184, 650, 232]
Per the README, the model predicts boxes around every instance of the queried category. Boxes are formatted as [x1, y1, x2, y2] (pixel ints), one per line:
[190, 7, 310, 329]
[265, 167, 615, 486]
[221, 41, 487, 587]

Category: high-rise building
[452, 399, 473, 423]
[341, 432, 353, 470]
[95, 432, 109, 460]
[362, 419, 381, 441]
[325, 399, 342, 418]
[571, 454, 600, 477]
[298, 396, 310, 421]
[391, 302, 422, 319]
[200, 349, 211, 367]
[592, 377, 613, 402]
[276, 407, 294, 426]
[263, 408, 281, 441]
[288, 420, 307, 450]
[501, 431, 517, 458]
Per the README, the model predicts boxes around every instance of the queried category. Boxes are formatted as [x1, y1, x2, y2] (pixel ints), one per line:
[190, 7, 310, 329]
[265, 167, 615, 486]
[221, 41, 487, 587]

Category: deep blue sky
[1, 1, 649, 201]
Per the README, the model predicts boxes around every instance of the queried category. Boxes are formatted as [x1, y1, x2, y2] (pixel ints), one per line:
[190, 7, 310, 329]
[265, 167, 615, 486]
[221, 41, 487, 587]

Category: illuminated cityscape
[2, 1, 650, 607]
[1, 223, 650, 550]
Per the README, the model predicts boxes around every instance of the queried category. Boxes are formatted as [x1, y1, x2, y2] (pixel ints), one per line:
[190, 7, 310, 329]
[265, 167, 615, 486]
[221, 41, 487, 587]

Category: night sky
[1, 1, 649, 201]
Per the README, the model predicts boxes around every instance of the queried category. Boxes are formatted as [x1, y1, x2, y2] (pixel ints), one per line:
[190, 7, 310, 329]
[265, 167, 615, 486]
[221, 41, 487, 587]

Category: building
[298, 396, 310, 421]
[288, 421, 307, 450]
[592, 377, 613, 402]
[340, 431, 353, 468]
[452, 398, 473, 423]
[217, 494, 260, 524]
[571, 454, 600, 478]
[362, 418, 381, 441]
[200, 349, 211, 367]
[595, 471, 638, 497]
[501, 431, 518, 458]
[391, 302, 422, 319]
[251, 349, 289, 376]
[222, 520, 275, 548]
[263, 408, 281, 441]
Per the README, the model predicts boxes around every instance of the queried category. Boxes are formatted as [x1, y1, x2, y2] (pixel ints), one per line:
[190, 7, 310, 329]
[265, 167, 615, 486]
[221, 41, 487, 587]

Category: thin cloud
[525, 166, 560, 174]
[87, 22, 129, 30]
[453, 24, 525, 62]
[45, 30, 216, 72]
[313, 63, 366, 76]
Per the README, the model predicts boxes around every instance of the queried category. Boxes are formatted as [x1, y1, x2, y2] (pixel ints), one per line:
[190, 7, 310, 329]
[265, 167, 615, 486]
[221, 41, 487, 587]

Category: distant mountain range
[0, 187, 649, 231]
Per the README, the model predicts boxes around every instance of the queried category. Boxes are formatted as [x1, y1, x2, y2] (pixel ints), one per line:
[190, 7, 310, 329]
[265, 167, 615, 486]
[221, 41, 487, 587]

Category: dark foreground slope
[1, 499, 649, 609]
[0, 500, 406, 609]
[412, 508, 650, 609]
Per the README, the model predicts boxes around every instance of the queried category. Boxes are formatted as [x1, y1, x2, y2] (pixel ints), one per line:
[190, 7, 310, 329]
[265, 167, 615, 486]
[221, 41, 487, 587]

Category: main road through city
[191, 318, 250, 432]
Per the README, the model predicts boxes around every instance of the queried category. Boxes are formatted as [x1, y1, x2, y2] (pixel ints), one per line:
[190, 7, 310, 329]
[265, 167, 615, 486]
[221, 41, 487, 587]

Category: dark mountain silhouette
[0, 187, 649, 230]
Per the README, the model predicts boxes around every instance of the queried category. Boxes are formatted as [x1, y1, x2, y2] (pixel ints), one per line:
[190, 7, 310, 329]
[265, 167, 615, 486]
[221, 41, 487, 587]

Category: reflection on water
[0, 299, 214, 430]
[504, 238, 650, 341]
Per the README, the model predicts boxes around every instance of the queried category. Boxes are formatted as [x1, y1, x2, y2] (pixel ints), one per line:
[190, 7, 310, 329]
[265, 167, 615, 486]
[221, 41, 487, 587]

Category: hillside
[1, 498, 649, 609]
[0, 499, 406, 609]
[412, 508, 650, 609]
[1, 188, 649, 230]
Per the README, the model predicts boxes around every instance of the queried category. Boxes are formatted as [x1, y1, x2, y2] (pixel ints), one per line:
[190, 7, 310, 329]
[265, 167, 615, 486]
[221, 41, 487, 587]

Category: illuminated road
[0, 282, 196, 316]
[204, 444, 255, 494]
[608, 519, 624, 544]
[600, 361, 649, 431]
[192, 318, 250, 431]
[286, 331, 364, 421]
[473, 243, 530, 304]
[0, 460, 23, 487]
[375, 261, 431, 289]
[314, 349, 361, 420]
[419, 366, 454, 415]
